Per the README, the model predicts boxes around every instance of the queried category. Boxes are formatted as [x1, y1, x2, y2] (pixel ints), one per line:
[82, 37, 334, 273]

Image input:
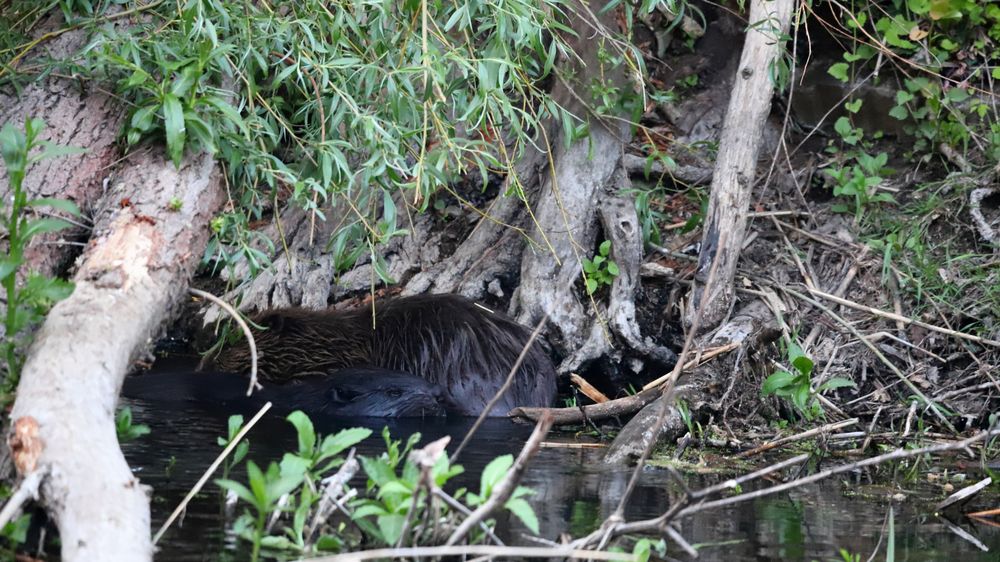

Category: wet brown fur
[211, 294, 557, 415]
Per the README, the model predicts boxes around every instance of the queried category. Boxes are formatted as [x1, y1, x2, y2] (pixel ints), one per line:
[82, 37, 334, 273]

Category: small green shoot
[582, 240, 620, 294]
[762, 340, 856, 421]
[115, 406, 151, 443]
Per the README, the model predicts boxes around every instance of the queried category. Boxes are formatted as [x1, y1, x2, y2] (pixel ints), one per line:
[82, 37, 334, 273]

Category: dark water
[122, 398, 1000, 561]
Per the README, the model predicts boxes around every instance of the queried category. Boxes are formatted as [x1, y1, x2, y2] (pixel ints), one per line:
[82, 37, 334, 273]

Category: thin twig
[808, 288, 1000, 348]
[641, 341, 740, 391]
[152, 402, 272, 545]
[188, 288, 259, 395]
[599, 229, 730, 551]
[783, 286, 957, 433]
[674, 429, 1000, 518]
[734, 418, 858, 459]
[0, 469, 45, 530]
[304, 545, 635, 562]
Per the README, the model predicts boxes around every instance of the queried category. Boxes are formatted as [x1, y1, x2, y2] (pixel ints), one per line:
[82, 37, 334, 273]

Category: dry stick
[734, 418, 858, 459]
[808, 288, 1000, 348]
[188, 288, 260, 395]
[641, 341, 740, 391]
[861, 406, 883, 454]
[571, 453, 810, 550]
[597, 430, 1000, 544]
[152, 402, 273, 545]
[452, 313, 548, 461]
[690, 453, 809, 501]
[672, 429, 1000, 519]
[305, 545, 635, 562]
[571, 373, 610, 403]
[430, 489, 505, 546]
[783, 286, 957, 434]
[509, 388, 660, 424]
[0, 469, 45, 530]
[935, 381, 1000, 401]
[445, 413, 554, 546]
[863, 331, 946, 363]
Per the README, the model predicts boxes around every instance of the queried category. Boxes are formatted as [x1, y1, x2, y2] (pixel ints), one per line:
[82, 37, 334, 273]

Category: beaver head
[308, 369, 447, 418]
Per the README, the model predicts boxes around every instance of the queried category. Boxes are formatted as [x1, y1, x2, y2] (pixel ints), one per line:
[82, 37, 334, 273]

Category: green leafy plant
[0, 118, 83, 397]
[115, 406, 151, 443]
[218, 414, 250, 480]
[582, 240, 620, 294]
[218, 413, 540, 559]
[216, 413, 371, 559]
[762, 340, 855, 421]
[825, 149, 893, 222]
[75, 0, 633, 283]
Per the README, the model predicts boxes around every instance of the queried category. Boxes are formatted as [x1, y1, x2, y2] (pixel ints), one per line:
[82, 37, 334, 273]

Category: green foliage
[66, 0, 647, 283]
[825, 149, 893, 222]
[762, 339, 855, 421]
[218, 414, 251, 480]
[0, 512, 30, 558]
[115, 406, 150, 443]
[632, 538, 668, 562]
[826, 0, 1000, 165]
[582, 240, 620, 294]
[0, 118, 82, 399]
[217, 414, 539, 559]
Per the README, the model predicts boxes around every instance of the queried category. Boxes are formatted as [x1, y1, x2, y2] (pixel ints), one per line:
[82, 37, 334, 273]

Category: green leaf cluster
[216, 414, 541, 559]
[824, 0, 1000, 163]
[825, 147, 894, 222]
[762, 340, 856, 421]
[216, 413, 371, 559]
[0, 118, 82, 397]
[68, 0, 628, 285]
[115, 406, 151, 443]
[582, 240, 621, 295]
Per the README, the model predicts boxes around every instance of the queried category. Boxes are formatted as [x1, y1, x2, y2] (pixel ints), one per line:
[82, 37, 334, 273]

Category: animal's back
[370, 295, 556, 415]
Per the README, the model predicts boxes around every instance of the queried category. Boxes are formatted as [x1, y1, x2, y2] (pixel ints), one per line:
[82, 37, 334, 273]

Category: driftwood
[684, 0, 795, 330]
[604, 299, 781, 464]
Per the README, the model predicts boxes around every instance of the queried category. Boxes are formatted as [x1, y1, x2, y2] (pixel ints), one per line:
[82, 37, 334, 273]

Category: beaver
[210, 294, 557, 416]
[122, 368, 448, 418]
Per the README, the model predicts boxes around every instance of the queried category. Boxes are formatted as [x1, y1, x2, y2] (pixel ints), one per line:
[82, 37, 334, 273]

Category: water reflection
[122, 398, 1000, 561]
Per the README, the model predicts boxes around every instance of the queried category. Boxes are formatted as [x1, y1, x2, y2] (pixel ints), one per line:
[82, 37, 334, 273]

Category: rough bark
[7, 147, 224, 560]
[504, 4, 675, 374]
[0, 15, 126, 285]
[684, 0, 794, 330]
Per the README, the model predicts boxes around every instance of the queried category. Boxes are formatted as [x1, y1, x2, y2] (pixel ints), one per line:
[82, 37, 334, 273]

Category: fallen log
[7, 147, 224, 561]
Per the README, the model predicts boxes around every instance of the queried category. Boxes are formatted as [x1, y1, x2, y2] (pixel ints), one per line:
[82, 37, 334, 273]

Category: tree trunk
[0, 14, 126, 290]
[684, 0, 795, 331]
[8, 147, 224, 560]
